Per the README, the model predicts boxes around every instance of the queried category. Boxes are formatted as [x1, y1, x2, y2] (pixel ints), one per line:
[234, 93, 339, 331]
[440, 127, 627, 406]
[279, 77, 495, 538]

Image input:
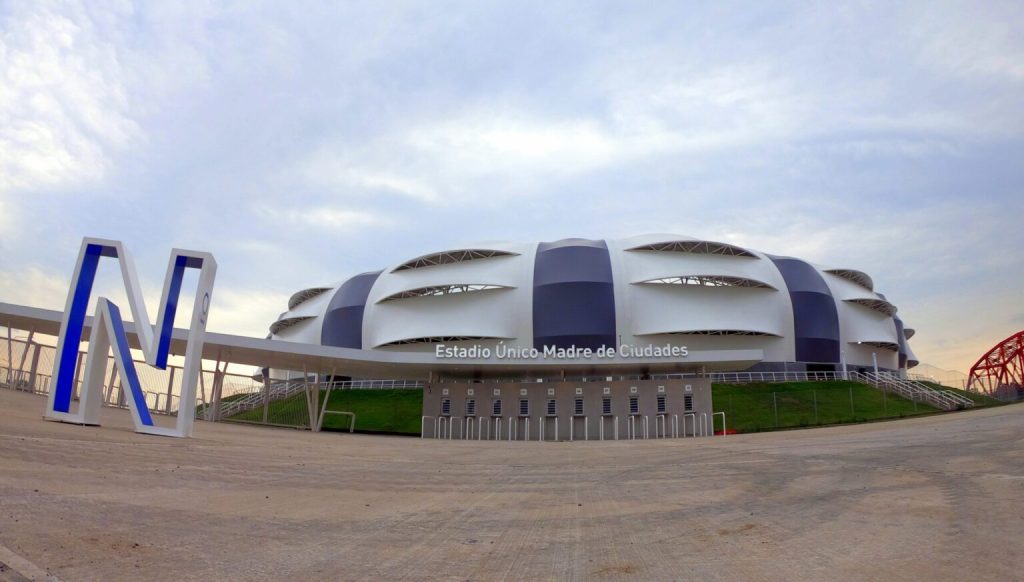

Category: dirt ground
[1, 388, 1023, 581]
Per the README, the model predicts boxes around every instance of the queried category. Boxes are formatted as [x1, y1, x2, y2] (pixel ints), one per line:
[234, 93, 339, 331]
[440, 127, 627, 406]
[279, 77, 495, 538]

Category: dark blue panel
[533, 239, 616, 351]
[794, 338, 841, 364]
[321, 271, 381, 349]
[155, 257, 188, 369]
[54, 244, 103, 413]
[893, 315, 908, 369]
[107, 300, 155, 426]
[768, 255, 840, 364]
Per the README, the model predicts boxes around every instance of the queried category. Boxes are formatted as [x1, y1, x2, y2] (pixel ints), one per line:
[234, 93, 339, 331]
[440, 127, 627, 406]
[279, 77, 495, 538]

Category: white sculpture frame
[45, 237, 217, 437]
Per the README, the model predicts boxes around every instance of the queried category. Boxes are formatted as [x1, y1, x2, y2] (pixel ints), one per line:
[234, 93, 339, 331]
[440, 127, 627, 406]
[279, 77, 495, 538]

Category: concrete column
[262, 375, 271, 424]
[27, 344, 42, 393]
[15, 329, 34, 384]
[166, 367, 176, 414]
[203, 364, 219, 422]
[5, 323, 12, 386]
[209, 363, 225, 422]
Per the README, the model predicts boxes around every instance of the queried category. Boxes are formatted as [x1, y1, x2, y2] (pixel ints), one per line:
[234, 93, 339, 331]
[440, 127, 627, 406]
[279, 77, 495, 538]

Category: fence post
[773, 392, 778, 427]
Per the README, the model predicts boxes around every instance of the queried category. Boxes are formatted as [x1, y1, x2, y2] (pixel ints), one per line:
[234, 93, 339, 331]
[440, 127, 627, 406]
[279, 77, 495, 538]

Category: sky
[1, 0, 1022, 375]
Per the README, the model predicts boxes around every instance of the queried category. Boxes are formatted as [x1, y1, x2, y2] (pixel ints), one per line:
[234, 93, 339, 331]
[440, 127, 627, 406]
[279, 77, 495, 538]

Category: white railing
[216, 377, 425, 419]
[659, 370, 854, 384]
[217, 380, 307, 418]
[855, 372, 972, 411]
[324, 379, 425, 390]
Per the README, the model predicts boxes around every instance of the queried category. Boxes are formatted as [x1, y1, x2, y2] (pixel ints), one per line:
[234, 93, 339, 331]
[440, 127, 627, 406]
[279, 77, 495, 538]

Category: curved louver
[269, 316, 315, 336]
[376, 335, 506, 347]
[635, 275, 775, 289]
[287, 287, 333, 310]
[845, 298, 897, 317]
[627, 240, 756, 257]
[392, 249, 517, 272]
[378, 284, 510, 303]
[641, 329, 781, 337]
[825, 269, 874, 291]
[855, 341, 900, 351]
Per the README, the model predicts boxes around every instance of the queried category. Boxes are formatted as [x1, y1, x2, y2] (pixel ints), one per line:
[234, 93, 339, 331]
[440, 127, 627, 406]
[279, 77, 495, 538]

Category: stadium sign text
[435, 342, 688, 360]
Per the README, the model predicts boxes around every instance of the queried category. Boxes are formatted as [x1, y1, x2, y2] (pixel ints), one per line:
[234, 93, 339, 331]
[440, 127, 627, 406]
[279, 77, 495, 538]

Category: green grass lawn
[316, 388, 423, 434]
[711, 380, 938, 433]
[227, 388, 424, 434]
[195, 392, 249, 416]
[229, 381, 955, 436]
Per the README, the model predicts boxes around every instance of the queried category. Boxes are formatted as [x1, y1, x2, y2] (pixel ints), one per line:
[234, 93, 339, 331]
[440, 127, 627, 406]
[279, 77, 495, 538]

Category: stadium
[258, 234, 922, 440]
[269, 233, 918, 376]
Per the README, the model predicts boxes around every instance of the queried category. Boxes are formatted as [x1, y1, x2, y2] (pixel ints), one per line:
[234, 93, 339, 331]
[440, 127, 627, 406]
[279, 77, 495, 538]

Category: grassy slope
[230, 381, 955, 435]
[712, 380, 937, 433]
[228, 388, 423, 434]
[915, 381, 1006, 407]
[317, 389, 423, 434]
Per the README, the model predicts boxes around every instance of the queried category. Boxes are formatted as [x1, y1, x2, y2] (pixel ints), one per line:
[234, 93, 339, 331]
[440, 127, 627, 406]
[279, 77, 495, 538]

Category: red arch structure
[968, 331, 1024, 399]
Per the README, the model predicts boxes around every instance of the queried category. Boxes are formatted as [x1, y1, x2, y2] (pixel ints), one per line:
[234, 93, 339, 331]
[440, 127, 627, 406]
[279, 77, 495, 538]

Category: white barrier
[682, 413, 696, 438]
[426, 411, 714, 442]
[655, 414, 667, 438]
[448, 416, 462, 440]
[713, 411, 727, 436]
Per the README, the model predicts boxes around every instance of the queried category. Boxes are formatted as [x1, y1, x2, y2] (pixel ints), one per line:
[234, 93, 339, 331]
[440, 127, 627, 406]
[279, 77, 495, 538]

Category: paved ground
[1, 389, 1023, 581]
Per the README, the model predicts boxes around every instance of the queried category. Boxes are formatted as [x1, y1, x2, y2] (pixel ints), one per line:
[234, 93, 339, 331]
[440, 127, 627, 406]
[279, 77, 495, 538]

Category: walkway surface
[1, 389, 1022, 581]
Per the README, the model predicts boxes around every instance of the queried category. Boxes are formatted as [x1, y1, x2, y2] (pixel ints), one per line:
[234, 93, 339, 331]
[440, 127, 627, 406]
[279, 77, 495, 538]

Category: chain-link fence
[712, 381, 941, 433]
[219, 380, 423, 433]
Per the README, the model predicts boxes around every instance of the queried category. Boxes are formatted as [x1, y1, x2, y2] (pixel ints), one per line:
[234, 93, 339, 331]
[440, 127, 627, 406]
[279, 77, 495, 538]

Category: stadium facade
[264, 234, 918, 440]
[269, 234, 918, 378]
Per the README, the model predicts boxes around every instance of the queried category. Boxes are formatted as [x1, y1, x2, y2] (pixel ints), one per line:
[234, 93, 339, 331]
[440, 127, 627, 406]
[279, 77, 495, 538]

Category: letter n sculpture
[45, 237, 217, 437]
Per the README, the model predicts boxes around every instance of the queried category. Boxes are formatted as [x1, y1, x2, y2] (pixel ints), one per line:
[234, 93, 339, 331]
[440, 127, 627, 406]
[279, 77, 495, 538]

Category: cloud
[909, 0, 1024, 81]
[254, 205, 395, 231]
[2, 0, 1023, 380]
[206, 287, 290, 338]
[0, 1, 140, 194]
[296, 154, 440, 203]
[0, 265, 69, 309]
